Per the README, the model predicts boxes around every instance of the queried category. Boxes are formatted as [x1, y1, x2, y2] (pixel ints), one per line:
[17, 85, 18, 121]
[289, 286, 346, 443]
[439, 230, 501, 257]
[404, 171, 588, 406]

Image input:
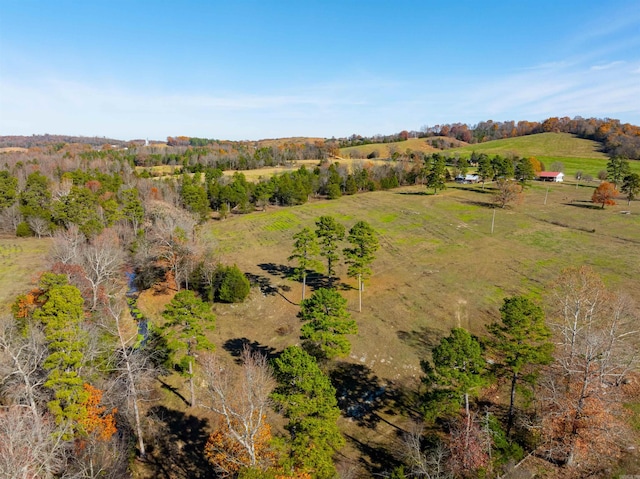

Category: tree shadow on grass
[344, 433, 402, 476]
[144, 405, 216, 479]
[330, 362, 390, 429]
[244, 272, 279, 296]
[245, 271, 297, 305]
[223, 337, 278, 363]
[257, 262, 349, 292]
[450, 185, 495, 194]
[257, 262, 297, 279]
[395, 190, 430, 196]
[565, 202, 604, 210]
[460, 199, 495, 208]
[158, 378, 190, 407]
[397, 326, 445, 357]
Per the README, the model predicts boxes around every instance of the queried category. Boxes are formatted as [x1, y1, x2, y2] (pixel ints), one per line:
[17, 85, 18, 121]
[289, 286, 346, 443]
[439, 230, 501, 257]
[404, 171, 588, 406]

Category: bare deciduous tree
[0, 406, 69, 479]
[538, 266, 639, 467]
[202, 346, 276, 474]
[27, 216, 51, 238]
[101, 299, 159, 458]
[0, 203, 22, 234]
[145, 201, 197, 290]
[79, 229, 125, 310]
[493, 179, 523, 208]
[0, 318, 49, 434]
[400, 422, 451, 479]
[51, 224, 86, 265]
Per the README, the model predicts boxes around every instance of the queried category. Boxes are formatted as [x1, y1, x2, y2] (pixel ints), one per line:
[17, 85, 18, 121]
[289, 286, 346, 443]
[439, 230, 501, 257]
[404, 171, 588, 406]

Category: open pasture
[340, 137, 443, 159]
[204, 180, 640, 384]
[447, 132, 640, 178]
[0, 237, 51, 311]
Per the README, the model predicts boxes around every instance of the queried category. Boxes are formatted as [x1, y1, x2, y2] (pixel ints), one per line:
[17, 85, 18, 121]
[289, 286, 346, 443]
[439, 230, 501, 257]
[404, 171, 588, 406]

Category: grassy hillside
[2, 180, 639, 476]
[340, 137, 445, 159]
[447, 132, 640, 178]
[196, 181, 640, 473]
[449, 132, 607, 159]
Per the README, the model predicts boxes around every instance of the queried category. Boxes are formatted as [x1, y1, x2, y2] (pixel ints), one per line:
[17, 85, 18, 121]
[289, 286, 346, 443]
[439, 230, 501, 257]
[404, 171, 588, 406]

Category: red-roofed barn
[537, 171, 564, 182]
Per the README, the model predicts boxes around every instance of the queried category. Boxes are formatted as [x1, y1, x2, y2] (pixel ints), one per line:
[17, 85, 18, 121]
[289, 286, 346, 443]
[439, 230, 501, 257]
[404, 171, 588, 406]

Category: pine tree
[314, 216, 345, 284]
[161, 290, 216, 407]
[299, 288, 357, 360]
[343, 221, 379, 312]
[289, 227, 322, 301]
[422, 328, 486, 422]
[271, 346, 344, 479]
[487, 296, 553, 435]
[425, 154, 447, 194]
[33, 274, 89, 438]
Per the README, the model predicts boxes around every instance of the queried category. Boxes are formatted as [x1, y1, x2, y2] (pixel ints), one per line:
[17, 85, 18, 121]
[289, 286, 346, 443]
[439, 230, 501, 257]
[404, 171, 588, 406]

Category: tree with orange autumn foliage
[205, 419, 275, 477]
[202, 347, 276, 475]
[78, 383, 116, 441]
[591, 181, 618, 208]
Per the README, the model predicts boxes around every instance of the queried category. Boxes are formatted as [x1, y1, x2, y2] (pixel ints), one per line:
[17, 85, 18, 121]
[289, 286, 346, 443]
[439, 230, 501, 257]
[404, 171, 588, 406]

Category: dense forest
[0, 117, 639, 478]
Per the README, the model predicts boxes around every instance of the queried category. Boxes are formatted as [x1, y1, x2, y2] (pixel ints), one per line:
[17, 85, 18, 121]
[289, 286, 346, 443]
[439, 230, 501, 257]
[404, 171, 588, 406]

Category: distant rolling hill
[339, 137, 462, 158]
[447, 132, 607, 160]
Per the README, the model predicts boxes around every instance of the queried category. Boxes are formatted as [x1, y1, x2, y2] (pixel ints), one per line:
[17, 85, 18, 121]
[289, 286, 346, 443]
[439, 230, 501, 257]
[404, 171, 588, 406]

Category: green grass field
[203, 181, 640, 381]
[446, 132, 640, 178]
[2, 180, 639, 475]
[340, 137, 442, 159]
[198, 181, 640, 472]
[0, 237, 51, 312]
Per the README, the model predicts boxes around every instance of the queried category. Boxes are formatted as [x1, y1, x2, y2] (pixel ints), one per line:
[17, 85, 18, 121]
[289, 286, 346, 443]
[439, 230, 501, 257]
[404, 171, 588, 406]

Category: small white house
[465, 174, 480, 183]
[455, 174, 480, 184]
[537, 171, 564, 182]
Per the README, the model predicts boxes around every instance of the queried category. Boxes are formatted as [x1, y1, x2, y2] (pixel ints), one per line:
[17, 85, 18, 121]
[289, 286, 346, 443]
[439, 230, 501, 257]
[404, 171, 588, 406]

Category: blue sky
[1, 0, 639, 141]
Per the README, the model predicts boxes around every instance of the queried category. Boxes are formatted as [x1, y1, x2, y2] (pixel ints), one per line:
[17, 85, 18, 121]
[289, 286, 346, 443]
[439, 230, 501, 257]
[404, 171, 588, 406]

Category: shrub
[216, 264, 250, 303]
[16, 221, 33, 237]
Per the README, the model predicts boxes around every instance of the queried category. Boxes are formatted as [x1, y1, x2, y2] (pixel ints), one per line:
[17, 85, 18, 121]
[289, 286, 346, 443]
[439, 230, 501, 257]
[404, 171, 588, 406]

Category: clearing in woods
[198, 181, 639, 471]
[2, 178, 639, 474]
[0, 237, 51, 312]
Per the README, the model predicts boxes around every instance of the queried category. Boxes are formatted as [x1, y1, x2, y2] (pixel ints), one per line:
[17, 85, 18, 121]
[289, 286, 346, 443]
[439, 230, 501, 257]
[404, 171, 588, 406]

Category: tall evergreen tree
[271, 346, 344, 479]
[0, 170, 18, 210]
[343, 220, 379, 312]
[314, 216, 345, 284]
[621, 172, 640, 206]
[421, 328, 486, 422]
[33, 274, 89, 438]
[19, 171, 52, 223]
[299, 288, 357, 360]
[606, 156, 631, 187]
[477, 153, 494, 189]
[161, 290, 216, 407]
[425, 154, 447, 194]
[514, 157, 536, 185]
[487, 296, 553, 435]
[289, 227, 322, 301]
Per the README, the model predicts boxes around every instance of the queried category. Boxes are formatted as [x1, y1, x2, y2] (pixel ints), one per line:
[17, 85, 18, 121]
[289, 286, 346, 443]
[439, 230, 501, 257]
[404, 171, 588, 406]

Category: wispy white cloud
[1, 56, 639, 140]
[0, 74, 404, 139]
[590, 61, 625, 71]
